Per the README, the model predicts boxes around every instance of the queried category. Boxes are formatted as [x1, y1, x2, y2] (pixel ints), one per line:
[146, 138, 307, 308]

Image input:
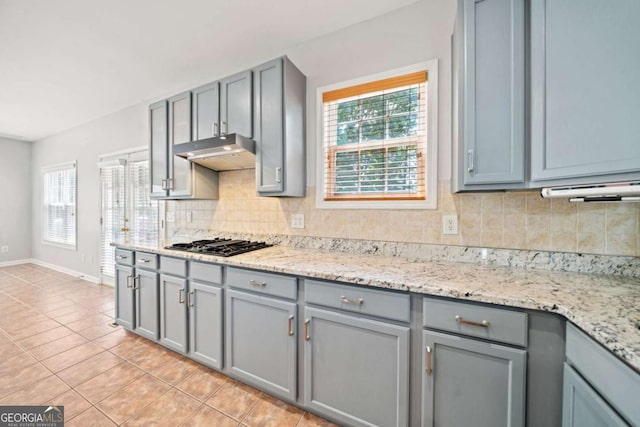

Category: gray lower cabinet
[422, 330, 526, 427]
[115, 264, 134, 329]
[530, 0, 640, 183]
[304, 306, 410, 427]
[133, 268, 159, 340]
[562, 363, 628, 427]
[452, 0, 525, 191]
[188, 281, 223, 369]
[253, 56, 306, 197]
[225, 289, 296, 401]
[159, 274, 188, 353]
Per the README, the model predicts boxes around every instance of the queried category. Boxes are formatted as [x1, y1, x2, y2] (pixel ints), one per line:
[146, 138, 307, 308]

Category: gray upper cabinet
[453, 0, 525, 192]
[562, 364, 628, 427]
[253, 57, 306, 197]
[168, 91, 194, 197]
[225, 289, 297, 401]
[192, 82, 220, 140]
[159, 273, 188, 354]
[422, 330, 526, 427]
[530, 0, 640, 183]
[304, 306, 410, 427]
[188, 281, 223, 370]
[150, 100, 168, 198]
[115, 264, 134, 329]
[134, 268, 159, 341]
[220, 70, 252, 138]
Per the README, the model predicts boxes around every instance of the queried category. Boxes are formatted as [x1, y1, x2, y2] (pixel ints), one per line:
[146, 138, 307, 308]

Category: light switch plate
[186, 212, 193, 223]
[442, 215, 458, 235]
[291, 213, 305, 229]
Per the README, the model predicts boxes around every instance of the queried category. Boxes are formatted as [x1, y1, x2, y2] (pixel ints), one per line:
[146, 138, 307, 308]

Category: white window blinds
[322, 71, 428, 201]
[129, 159, 158, 247]
[42, 162, 77, 248]
[99, 162, 125, 278]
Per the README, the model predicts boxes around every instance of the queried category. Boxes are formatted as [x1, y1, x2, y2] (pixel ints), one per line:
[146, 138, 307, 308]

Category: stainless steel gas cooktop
[164, 238, 271, 257]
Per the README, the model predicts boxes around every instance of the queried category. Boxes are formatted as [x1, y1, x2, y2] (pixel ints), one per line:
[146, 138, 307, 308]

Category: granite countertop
[115, 242, 640, 373]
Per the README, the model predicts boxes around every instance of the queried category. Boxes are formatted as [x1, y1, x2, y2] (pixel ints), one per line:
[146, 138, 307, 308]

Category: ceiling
[0, 0, 419, 142]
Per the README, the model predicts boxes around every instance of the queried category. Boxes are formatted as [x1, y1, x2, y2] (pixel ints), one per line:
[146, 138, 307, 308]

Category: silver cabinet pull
[221, 121, 227, 136]
[179, 288, 185, 304]
[133, 275, 140, 290]
[304, 319, 310, 341]
[426, 346, 433, 375]
[139, 259, 150, 263]
[188, 291, 194, 307]
[161, 179, 168, 190]
[275, 167, 282, 184]
[166, 178, 174, 190]
[340, 296, 364, 305]
[455, 315, 490, 328]
[116, 255, 128, 260]
[287, 315, 294, 336]
[126, 275, 133, 288]
[213, 122, 219, 137]
[467, 149, 474, 173]
[249, 280, 267, 287]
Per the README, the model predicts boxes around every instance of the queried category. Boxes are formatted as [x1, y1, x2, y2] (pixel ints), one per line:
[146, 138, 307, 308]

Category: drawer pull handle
[304, 319, 310, 341]
[455, 315, 490, 328]
[287, 315, 294, 336]
[117, 255, 128, 260]
[426, 346, 433, 375]
[250, 280, 267, 287]
[340, 296, 364, 305]
[179, 288, 185, 304]
[188, 291, 194, 307]
[139, 259, 150, 263]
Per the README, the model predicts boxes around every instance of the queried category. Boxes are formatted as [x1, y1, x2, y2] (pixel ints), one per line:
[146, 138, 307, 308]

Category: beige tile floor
[0, 264, 337, 427]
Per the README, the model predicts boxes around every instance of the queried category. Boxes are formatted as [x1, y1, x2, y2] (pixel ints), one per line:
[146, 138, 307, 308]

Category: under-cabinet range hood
[541, 181, 640, 203]
[172, 133, 256, 171]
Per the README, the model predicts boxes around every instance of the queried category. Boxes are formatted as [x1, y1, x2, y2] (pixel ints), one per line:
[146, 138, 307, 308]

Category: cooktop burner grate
[164, 238, 271, 257]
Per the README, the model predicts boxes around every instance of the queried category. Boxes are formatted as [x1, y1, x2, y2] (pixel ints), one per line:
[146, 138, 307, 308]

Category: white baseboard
[0, 259, 32, 267]
[28, 259, 101, 284]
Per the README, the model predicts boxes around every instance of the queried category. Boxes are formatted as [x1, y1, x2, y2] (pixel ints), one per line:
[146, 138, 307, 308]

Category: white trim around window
[42, 161, 77, 250]
[316, 59, 438, 210]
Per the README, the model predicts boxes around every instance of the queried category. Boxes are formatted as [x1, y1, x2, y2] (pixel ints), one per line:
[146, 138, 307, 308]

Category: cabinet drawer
[160, 256, 187, 277]
[134, 252, 158, 270]
[566, 323, 639, 425]
[115, 249, 133, 266]
[423, 297, 527, 346]
[226, 267, 296, 300]
[305, 280, 410, 323]
[190, 261, 222, 285]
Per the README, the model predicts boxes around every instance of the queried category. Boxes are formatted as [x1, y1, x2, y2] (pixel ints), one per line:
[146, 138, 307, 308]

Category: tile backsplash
[165, 169, 640, 257]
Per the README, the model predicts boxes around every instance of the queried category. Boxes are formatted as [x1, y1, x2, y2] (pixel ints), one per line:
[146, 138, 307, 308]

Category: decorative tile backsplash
[165, 169, 640, 257]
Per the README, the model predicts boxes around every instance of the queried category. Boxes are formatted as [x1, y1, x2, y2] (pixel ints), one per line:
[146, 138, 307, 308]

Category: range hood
[172, 133, 256, 171]
[541, 181, 640, 202]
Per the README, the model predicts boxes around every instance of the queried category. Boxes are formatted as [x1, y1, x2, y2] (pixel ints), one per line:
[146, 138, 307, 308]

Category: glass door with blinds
[99, 149, 159, 284]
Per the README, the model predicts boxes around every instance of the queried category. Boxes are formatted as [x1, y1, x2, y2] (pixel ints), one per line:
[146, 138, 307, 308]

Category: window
[99, 149, 158, 281]
[42, 162, 77, 249]
[317, 61, 438, 209]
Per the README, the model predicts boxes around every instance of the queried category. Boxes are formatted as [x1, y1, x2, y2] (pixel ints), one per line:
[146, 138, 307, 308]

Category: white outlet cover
[442, 215, 458, 235]
[291, 213, 305, 229]
[186, 212, 193, 223]
[166, 212, 175, 223]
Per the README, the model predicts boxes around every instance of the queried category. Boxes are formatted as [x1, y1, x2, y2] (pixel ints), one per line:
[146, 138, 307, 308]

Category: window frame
[41, 161, 77, 250]
[316, 60, 438, 210]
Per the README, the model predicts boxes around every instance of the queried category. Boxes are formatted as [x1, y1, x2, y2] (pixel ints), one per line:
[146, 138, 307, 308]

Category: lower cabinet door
[159, 274, 188, 353]
[115, 265, 134, 330]
[562, 363, 629, 427]
[225, 290, 296, 401]
[422, 330, 526, 427]
[189, 281, 223, 369]
[134, 269, 159, 341]
[304, 307, 410, 427]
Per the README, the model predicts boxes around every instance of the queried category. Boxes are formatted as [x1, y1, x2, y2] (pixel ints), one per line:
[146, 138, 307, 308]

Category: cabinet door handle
[287, 315, 294, 336]
[133, 275, 140, 290]
[304, 319, 310, 341]
[188, 291, 194, 307]
[179, 288, 185, 304]
[467, 149, 474, 173]
[426, 346, 433, 375]
[340, 296, 364, 305]
[221, 121, 227, 136]
[455, 315, 490, 328]
[275, 167, 282, 184]
[126, 275, 133, 288]
[249, 280, 267, 287]
[167, 178, 174, 191]
[213, 122, 219, 137]
[161, 179, 168, 190]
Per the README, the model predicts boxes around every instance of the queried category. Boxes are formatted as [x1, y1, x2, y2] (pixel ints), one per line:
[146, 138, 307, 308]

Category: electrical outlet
[1, 246, 8, 253]
[166, 212, 175, 223]
[442, 215, 458, 235]
[186, 211, 193, 223]
[291, 213, 305, 229]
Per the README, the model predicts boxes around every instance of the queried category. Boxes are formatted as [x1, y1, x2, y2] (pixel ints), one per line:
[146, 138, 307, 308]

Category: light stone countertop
[115, 242, 640, 374]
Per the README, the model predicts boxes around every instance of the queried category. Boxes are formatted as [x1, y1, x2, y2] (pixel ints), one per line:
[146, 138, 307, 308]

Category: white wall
[30, 0, 457, 275]
[31, 103, 147, 278]
[0, 137, 32, 263]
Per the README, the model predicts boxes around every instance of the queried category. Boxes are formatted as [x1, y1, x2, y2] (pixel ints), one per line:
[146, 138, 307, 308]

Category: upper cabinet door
[149, 100, 168, 198]
[220, 70, 253, 138]
[462, 0, 525, 186]
[192, 82, 220, 140]
[168, 91, 193, 197]
[254, 59, 284, 193]
[530, 0, 640, 182]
